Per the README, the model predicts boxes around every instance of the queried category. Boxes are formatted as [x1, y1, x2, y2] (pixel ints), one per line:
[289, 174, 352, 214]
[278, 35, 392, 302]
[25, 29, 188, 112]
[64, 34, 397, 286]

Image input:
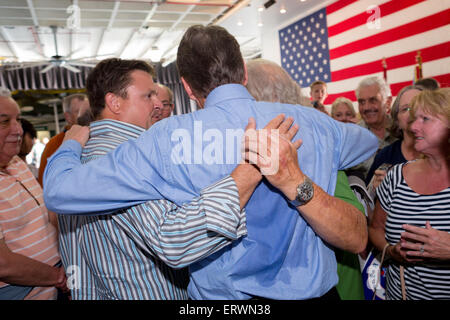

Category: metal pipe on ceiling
[79, 0, 232, 6]
[209, 0, 251, 25]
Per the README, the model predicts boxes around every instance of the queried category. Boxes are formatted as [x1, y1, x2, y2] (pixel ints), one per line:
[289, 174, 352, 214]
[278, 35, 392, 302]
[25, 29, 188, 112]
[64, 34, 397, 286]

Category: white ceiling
[0, 0, 257, 69]
[0, 0, 323, 70]
[0, 0, 327, 131]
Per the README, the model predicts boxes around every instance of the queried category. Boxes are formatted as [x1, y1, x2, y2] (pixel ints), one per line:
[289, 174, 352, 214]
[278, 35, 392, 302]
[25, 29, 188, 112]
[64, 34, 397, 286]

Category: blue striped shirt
[58, 119, 246, 300]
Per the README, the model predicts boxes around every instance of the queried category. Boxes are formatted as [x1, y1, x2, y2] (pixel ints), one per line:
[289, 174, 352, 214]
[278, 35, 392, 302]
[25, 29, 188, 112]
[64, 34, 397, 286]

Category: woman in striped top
[369, 88, 450, 300]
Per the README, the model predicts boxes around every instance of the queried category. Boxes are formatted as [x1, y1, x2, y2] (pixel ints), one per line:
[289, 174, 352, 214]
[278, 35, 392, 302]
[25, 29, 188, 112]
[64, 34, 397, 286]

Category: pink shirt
[0, 156, 59, 300]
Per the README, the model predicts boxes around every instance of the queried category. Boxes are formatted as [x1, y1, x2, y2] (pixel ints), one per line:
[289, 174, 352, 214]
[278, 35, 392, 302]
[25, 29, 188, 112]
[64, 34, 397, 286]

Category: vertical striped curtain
[1, 62, 194, 115]
[0, 65, 92, 91]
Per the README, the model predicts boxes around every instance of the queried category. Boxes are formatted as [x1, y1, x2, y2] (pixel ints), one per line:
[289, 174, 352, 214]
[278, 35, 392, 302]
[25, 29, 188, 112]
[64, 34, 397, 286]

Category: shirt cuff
[200, 175, 247, 240]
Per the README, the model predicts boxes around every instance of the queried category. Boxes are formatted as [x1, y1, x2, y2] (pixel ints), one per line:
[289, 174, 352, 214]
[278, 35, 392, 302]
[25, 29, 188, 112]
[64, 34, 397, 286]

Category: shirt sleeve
[335, 122, 379, 170]
[375, 164, 398, 213]
[113, 175, 246, 268]
[43, 125, 187, 215]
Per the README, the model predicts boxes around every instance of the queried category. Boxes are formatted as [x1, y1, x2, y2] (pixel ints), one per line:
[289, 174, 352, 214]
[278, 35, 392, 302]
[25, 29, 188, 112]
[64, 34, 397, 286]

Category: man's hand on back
[63, 125, 90, 147]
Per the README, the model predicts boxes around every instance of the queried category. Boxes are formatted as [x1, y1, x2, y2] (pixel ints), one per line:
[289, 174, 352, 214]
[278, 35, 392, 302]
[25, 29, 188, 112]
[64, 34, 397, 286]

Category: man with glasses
[151, 84, 175, 124]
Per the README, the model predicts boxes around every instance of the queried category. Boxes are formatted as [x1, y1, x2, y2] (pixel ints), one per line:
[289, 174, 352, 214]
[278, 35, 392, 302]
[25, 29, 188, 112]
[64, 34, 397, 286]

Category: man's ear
[64, 111, 74, 126]
[181, 77, 206, 108]
[385, 96, 393, 114]
[104, 92, 121, 114]
[242, 61, 248, 86]
[181, 77, 195, 100]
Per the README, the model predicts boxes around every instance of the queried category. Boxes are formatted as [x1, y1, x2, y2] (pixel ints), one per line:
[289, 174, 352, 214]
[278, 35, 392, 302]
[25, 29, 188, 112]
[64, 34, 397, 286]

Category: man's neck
[195, 97, 206, 109]
[369, 123, 386, 139]
[0, 156, 12, 171]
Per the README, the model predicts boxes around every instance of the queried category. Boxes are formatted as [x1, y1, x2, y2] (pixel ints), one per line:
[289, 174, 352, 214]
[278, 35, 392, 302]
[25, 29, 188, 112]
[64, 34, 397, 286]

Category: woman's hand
[400, 221, 450, 261]
[387, 241, 424, 264]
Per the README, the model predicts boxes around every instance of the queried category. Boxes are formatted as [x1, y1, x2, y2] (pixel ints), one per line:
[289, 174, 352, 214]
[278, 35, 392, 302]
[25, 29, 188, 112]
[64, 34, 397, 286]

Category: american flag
[279, 0, 450, 105]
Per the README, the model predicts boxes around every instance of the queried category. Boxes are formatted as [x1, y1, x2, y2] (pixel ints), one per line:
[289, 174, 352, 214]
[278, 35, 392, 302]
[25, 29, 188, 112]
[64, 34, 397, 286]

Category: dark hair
[76, 108, 94, 126]
[21, 118, 37, 139]
[86, 58, 155, 119]
[414, 77, 440, 90]
[176, 25, 245, 99]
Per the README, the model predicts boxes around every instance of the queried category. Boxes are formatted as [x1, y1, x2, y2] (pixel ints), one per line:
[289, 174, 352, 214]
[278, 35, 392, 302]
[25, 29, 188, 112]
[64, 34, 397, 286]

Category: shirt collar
[204, 84, 255, 109]
[358, 116, 394, 142]
[0, 156, 22, 176]
[89, 119, 145, 140]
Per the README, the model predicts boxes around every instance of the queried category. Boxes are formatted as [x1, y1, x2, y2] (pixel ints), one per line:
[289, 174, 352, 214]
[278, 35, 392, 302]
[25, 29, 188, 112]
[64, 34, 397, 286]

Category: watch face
[296, 179, 314, 203]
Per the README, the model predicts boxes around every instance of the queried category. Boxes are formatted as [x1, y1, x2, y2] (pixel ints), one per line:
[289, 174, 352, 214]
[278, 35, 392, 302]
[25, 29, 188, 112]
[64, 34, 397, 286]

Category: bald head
[0, 96, 23, 167]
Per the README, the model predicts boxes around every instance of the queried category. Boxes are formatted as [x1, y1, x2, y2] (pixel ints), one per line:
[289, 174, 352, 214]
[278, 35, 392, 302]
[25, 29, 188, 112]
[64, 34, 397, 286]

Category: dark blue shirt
[366, 139, 406, 184]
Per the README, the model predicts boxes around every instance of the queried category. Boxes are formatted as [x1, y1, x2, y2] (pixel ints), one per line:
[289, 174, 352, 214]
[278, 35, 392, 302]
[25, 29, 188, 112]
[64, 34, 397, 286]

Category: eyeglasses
[399, 104, 411, 113]
[162, 102, 173, 109]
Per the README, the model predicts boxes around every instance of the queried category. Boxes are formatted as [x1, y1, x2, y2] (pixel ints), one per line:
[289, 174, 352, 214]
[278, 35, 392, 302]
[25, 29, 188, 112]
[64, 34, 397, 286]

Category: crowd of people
[0, 24, 448, 301]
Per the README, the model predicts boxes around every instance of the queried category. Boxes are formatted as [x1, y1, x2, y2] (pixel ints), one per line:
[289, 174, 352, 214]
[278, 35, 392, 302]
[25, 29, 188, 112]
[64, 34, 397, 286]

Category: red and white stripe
[320, 0, 450, 105]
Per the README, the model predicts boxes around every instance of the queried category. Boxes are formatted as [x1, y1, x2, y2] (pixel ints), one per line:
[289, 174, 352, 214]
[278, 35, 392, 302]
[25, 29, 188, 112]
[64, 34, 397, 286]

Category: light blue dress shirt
[44, 84, 378, 299]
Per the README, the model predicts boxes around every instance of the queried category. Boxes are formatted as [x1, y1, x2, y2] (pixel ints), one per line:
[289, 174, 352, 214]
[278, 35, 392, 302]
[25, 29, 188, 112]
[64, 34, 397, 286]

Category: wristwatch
[290, 176, 314, 207]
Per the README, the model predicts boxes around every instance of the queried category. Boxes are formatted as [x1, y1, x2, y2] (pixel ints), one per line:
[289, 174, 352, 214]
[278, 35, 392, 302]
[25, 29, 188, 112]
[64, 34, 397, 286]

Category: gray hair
[62, 93, 88, 113]
[389, 85, 424, 138]
[246, 58, 304, 105]
[331, 97, 356, 118]
[0, 87, 12, 98]
[157, 83, 174, 103]
[355, 76, 391, 103]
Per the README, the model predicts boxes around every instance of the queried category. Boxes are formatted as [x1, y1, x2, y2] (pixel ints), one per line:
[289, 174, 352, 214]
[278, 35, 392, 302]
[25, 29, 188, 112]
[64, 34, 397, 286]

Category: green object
[334, 171, 365, 300]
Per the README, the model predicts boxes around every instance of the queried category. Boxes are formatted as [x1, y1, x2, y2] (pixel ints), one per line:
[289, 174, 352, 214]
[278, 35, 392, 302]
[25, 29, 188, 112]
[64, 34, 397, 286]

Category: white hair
[355, 76, 391, 102]
[246, 58, 304, 105]
[62, 93, 88, 113]
[0, 87, 12, 98]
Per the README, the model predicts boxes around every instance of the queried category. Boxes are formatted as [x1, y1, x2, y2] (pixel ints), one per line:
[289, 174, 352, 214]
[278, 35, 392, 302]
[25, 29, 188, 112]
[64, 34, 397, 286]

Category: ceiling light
[280, 6, 287, 14]
[258, 6, 264, 12]
[237, 20, 243, 26]
[258, 22, 263, 27]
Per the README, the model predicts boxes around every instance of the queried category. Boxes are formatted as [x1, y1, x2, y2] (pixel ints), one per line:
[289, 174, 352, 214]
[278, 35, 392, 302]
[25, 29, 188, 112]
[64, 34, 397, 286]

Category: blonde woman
[331, 97, 357, 123]
[369, 88, 450, 299]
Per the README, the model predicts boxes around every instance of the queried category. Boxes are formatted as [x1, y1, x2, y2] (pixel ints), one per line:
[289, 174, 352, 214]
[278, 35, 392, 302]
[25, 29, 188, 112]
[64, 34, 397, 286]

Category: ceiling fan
[6, 26, 108, 73]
